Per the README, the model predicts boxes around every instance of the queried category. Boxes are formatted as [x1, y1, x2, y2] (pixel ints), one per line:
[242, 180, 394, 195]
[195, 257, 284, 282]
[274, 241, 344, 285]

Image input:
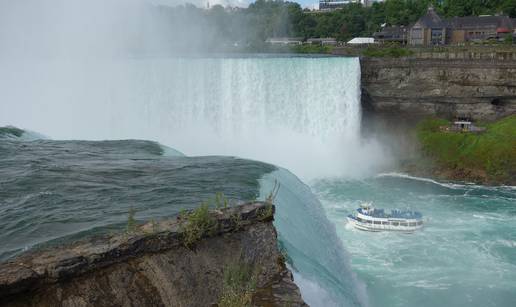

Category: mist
[0, 0, 394, 180]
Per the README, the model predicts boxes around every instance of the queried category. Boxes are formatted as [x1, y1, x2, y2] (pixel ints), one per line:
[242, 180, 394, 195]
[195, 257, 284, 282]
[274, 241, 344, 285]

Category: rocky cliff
[361, 58, 516, 120]
[0, 203, 307, 307]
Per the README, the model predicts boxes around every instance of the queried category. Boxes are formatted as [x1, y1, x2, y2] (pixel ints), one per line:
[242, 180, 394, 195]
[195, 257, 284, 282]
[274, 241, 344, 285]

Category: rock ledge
[0, 203, 307, 307]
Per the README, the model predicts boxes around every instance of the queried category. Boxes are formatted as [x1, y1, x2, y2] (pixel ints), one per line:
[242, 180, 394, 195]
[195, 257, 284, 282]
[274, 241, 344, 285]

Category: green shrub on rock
[219, 262, 258, 307]
[179, 203, 217, 248]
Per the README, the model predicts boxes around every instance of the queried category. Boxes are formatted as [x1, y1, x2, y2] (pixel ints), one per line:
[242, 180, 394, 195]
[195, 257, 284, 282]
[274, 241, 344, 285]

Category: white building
[318, 0, 384, 11]
[319, 0, 358, 10]
[265, 37, 303, 45]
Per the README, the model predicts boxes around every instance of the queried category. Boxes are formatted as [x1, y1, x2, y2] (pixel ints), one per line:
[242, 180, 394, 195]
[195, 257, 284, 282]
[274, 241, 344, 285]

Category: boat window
[400, 222, 408, 227]
[356, 217, 362, 222]
[374, 221, 381, 225]
[392, 222, 399, 226]
[367, 220, 372, 224]
[382, 221, 389, 225]
[409, 222, 416, 227]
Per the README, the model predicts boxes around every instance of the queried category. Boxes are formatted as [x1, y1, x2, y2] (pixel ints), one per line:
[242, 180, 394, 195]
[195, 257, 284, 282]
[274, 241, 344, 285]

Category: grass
[257, 181, 279, 221]
[179, 203, 217, 248]
[416, 115, 516, 183]
[291, 44, 334, 54]
[126, 207, 138, 233]
[214, 192, 229, 209]
[363, 45, 414, 58]
[219, 262, 258, 307]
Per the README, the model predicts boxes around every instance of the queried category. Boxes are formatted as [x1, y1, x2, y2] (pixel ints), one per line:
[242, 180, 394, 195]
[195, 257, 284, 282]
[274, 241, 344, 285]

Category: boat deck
[357, 208, 422, 220]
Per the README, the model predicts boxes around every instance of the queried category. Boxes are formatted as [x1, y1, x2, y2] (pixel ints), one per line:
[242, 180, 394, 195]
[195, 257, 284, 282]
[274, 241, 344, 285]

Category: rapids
[313, 173, 516, 307]
[1, 55, 515, 307]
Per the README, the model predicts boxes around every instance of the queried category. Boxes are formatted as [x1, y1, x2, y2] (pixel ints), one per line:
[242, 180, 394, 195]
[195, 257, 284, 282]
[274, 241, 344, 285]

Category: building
[409, 6, 447, 46]
[319, 0, 358, 11]
[265, 37, 303, 45]
[447, 15, 514, 43]
[408, 6, 515, 46]
[306, 37, 337, 45]
[373, 26, 408, 44]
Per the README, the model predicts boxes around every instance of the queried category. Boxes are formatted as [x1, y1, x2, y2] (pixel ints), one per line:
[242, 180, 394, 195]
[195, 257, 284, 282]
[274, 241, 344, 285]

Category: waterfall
[0, 55, 373, 306]
[0, 56, 370, 179]
[260, 169, 368, 307]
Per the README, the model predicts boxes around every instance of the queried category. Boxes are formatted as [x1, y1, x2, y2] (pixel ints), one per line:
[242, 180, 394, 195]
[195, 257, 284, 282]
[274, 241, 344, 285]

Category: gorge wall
[360, 57, 516, 121]
[0, 203, 306, 307]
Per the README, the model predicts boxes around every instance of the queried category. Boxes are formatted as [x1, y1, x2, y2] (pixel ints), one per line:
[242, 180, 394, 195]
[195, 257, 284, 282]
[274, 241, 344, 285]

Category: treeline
[297, 0, 516, 40]
[151, 0, 516, 52]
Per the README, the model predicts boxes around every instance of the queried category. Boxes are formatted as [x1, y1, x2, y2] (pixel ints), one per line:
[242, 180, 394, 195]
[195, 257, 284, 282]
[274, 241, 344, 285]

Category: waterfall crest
[0, 56, 376, 178]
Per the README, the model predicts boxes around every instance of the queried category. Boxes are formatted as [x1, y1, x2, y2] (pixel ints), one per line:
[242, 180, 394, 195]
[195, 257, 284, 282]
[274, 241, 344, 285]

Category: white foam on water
[291, 269, 339, 307]
[0, 56, 393, 180]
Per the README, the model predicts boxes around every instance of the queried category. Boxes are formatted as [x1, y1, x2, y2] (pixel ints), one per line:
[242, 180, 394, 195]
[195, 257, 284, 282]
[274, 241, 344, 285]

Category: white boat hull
[347, 216, 423, 233]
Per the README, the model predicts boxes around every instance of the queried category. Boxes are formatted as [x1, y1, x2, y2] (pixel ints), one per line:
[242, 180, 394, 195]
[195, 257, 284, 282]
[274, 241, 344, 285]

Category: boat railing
[353, 215, 423, 227]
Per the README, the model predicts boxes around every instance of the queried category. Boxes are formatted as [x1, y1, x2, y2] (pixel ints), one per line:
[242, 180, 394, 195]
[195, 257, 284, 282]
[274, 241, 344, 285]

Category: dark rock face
[0, 203, 307, 307]
[361, 58, 516, 120]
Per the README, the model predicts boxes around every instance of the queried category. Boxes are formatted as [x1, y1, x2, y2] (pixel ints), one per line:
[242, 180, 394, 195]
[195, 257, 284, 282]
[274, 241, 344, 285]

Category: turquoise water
[0, 129, 365, 306]
[260, 169, 367, 307]
[0, 132, 275, 260]
[2, 55, 515, 306]
[312, 174, 516, 307]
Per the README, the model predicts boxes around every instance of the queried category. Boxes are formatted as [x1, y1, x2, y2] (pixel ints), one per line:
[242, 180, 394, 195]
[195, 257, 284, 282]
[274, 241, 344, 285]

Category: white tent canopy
[347, 37, 375, 44]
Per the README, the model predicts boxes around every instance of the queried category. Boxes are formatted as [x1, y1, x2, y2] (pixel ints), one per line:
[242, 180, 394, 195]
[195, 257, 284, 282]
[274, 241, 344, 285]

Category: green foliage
[416, 116, 516, 182]
[504, 34, 514, 45]
[362, 45, 414, 57]
[257, 203, 274, 221]
[219, 262, 258, 307]
[230, 212, 244, 230]
[158, 0, 515, 53]
[215, 192, 229, 209]
[126, 207, 137, 233]
[291, 44, 334, 54]
[179, 203, 217, 247]
[265, 180, 280, 205]
[257, 181, 280, 221]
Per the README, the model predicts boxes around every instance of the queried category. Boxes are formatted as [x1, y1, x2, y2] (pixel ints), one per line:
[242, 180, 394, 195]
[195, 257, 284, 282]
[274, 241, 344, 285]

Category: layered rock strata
[0, 203, 307, 307]
[361, 57, 516, 120]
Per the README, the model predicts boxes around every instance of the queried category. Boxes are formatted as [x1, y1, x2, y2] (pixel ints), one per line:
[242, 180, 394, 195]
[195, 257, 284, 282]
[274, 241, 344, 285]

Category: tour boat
[347, 203, 423, 232]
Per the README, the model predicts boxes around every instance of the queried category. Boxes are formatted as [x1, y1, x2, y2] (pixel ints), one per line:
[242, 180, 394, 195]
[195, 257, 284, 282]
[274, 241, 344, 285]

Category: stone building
[408, 6, 515, 46]
[408, 6, 447, 46]
[374, 26, 408, 44]
[306, 37, 337, 45]
[447, 15, 514, 43]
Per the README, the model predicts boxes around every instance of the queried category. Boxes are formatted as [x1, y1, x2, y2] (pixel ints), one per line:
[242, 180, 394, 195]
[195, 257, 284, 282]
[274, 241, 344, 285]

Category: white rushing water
[0, 56, 376, 306]
[0, 56, 389, 179]
[2, 53, 514, 307]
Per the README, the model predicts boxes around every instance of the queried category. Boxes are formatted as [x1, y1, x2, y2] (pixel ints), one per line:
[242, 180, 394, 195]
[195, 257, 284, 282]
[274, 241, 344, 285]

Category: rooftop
[416, 6, 446, 29]
[447, 15, 514, 30]
[348, 37, 375, 44]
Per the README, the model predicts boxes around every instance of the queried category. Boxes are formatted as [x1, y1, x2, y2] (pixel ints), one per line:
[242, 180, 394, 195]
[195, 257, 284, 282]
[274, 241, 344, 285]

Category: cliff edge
[0, 203, 307, 307]
[361, 57, 516, 121]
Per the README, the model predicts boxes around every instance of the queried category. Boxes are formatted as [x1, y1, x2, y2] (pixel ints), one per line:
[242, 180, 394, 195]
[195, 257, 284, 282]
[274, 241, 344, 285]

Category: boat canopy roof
[358, 208, 422, 219]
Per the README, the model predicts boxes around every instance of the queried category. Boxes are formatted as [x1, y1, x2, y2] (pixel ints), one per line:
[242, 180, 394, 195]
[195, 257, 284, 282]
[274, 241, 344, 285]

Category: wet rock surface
[0, 203, 307, 307]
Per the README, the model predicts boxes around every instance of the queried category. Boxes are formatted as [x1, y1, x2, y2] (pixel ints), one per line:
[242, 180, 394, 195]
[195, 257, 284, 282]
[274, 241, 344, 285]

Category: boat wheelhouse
[347, 203, 423, 232]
